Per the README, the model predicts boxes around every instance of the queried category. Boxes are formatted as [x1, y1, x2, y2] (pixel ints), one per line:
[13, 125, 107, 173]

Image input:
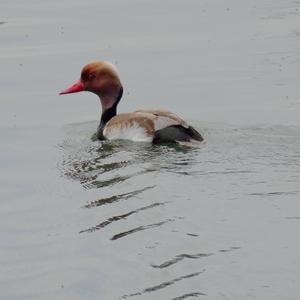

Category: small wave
[121, 271, 204, 299]
[111, 219, 174, 241]
[170, 292, 206, 300]
[82, 186, 155, 208]
[151, 253, 213, 269]
[249, 191, 299, 196]
[79, 201, 167, 233]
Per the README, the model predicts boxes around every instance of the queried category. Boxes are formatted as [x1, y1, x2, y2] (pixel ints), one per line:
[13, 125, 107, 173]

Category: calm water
[1, 1, 300, 299]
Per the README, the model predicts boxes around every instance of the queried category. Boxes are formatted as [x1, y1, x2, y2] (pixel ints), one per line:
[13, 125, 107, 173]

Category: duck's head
[60, 61, 123, 110]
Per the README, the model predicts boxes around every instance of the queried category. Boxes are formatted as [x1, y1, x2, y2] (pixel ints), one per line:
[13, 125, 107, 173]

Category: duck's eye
[88, 73, 96, 80]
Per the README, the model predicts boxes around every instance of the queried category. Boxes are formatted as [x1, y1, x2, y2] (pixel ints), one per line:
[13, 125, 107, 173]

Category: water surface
[1, 0, 300, 299]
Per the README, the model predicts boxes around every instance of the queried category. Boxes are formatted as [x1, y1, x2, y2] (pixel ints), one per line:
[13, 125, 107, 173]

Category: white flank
[103, 122, 152, 142]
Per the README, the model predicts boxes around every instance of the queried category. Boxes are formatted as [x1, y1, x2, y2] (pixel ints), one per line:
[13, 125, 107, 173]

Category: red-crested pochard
[60, 61, 203, 144]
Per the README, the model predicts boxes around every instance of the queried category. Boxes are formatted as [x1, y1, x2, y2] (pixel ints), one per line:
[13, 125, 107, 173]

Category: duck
[60, 61, 203, 144]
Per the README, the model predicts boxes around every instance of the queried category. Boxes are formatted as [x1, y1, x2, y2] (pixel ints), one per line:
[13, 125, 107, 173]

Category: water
[1, 1, 300, 299]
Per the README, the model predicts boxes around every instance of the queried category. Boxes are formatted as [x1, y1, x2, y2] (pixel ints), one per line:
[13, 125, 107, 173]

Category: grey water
[1, 1, 300, 299]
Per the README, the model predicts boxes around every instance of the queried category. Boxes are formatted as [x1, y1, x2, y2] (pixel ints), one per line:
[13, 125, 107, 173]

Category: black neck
[97, 87, 123, 140]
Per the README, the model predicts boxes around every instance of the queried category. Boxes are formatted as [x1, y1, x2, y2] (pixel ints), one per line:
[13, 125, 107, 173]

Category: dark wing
[136, 109, 203, 144]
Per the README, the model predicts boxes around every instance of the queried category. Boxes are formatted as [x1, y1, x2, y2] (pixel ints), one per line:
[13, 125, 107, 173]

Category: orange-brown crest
[80, 61, 121, 95]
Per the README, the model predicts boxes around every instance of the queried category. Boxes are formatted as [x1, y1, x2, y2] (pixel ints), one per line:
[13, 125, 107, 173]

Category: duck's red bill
[59, 80, 84, 95]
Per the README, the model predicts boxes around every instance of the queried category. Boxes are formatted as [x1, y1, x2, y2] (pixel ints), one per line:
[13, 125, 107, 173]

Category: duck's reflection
[60, 138, 198, 187]
[59, 137, 200, 237]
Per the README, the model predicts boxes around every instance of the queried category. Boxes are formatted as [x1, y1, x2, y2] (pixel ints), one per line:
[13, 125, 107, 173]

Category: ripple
[170, 292, 206, 300]
[249, 191, 300, 196]
[149, 247, 240, 270]
[80, 201, 167, 233]
[121, 271, 204, 299]
[186, 233, 199, 237]
[218, 246, 241, 253]
[151, 253, 213, 269]
[111, 219, 174, 241]
[83, 186, 155, 208]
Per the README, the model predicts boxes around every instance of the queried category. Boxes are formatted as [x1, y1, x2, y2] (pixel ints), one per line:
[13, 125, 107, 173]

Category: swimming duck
[60, 61, 203, 144]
